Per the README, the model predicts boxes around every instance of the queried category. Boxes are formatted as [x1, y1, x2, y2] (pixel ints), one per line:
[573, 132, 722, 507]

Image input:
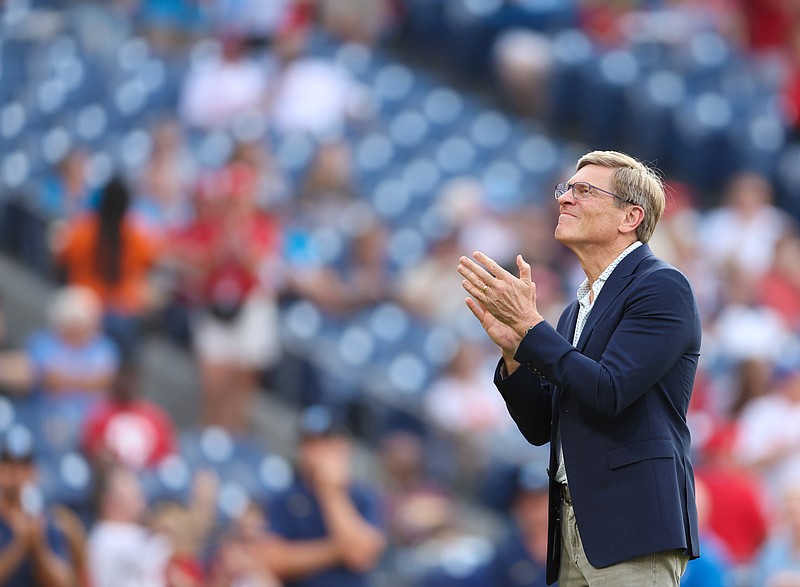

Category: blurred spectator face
[782, 478, 800, 538]
[192, 172, 231, 220]
[773, 234, 800, 282]
[778, 368, 800, 402]
[273, 22, 309, 62]
[221, 162, 259, 213]
[296, 406, 353, 483]
[0, 452, 35, 502]
[381, 431, 425, 485]
[151, 120, 183, 157]
[725, 172, 773, 215]
[48, 286, 102, 346]
[231, 140, 267, 171]
[142, 156, 181, 205]
[220, 33, 247, 62]
[351, 223, 387, 266]
[103, 467, 146, 522]
[493, 28, 553, 118]
[0, 426, 37, 505]
[58, 149, 88, 187]
[320, 0, 392, 45]
[306, 142, 353, 197]
[299, 433, 351, 474]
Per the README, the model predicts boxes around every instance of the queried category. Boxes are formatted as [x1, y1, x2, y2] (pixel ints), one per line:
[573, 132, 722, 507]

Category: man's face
[0, 459, 35, 500]
[298, 434, 352, 483]
[554, 164, 628, 249]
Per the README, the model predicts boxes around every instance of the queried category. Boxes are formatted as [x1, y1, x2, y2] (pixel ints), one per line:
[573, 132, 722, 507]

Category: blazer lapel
[561, 302, 579, 346]
[575, 244, 653, 352]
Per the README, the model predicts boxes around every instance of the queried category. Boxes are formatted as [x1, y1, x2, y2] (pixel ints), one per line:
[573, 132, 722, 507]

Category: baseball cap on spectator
[297, 404, 348, 440]
[1, 424, 35, 464]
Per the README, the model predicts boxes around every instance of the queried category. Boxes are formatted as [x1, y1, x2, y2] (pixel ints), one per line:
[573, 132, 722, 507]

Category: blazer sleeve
[514, 267, 698, 419]
[494, 359, 553, 446]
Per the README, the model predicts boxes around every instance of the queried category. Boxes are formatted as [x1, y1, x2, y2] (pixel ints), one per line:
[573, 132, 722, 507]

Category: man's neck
[574, 239, 638, 286]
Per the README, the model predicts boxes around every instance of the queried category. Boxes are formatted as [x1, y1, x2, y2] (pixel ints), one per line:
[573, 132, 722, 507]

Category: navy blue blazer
[495, 244, 701, 585]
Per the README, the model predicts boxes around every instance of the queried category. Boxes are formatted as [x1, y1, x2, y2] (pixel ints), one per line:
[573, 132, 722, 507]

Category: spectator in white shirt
[179, 33, 268, 131]
[87, 465, 171, 587]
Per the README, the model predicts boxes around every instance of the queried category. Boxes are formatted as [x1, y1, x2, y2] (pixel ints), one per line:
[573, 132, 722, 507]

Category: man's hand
[463, 295, 520, 358]
[8, 510, 44, 550]
[458, 252, 543, 338]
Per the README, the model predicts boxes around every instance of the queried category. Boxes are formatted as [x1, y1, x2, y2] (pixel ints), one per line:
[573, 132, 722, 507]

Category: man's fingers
[470, 251, 510, 282]
[458, 256, 495, 292]
[517, 254, 532, 284]
[464, 297, 484, 321]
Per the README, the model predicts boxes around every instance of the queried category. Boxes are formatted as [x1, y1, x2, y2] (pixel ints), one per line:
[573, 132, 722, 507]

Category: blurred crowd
[1, 0, 800, 586]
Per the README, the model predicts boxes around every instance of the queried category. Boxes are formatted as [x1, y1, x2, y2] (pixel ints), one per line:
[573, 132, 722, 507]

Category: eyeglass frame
[554, 181, 637, 206]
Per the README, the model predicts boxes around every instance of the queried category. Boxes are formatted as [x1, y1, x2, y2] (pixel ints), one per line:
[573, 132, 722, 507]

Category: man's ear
[619, 205, 644, 236]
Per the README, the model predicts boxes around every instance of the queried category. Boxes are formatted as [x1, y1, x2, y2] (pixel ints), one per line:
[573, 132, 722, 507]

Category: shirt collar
[576, 241, 642, 305]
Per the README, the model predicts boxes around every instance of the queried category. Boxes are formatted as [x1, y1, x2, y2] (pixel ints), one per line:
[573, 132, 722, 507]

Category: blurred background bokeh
[1, 0, 800, 586]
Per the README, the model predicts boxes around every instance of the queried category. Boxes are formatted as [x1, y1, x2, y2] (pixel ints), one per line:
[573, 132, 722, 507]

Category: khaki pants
[559, 485, 689, 587]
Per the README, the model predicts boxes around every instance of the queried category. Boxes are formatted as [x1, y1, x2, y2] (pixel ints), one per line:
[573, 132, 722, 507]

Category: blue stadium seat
[389, 109, 431, 153]
[580, 48, 641, 149]
[117, 127, 154, 172]
[140, 453, 193, 504]
[626, 70, 685, 168]
[282, 299, 326, 348]
[776, 144, 800, 219]
[38, 450, 94, 510]
[387, 226, 428, 270]
[273, 132, 317, 186]
[334, 42, 377, 82]
[679, 31, 734, 94]
[422, 87, 467, 134]
[733, 112, 786, 180]
[468, 110, 513, 155]
[549, 28, 595, 135]
[481, 158, 525, 211]
[40, 126, 75, 167]
[400, 156, 444, 205]
[673, 91, 740, 193]
[255, 453, 294, 498]
[0, 101, 28, 149]
[372, 63, 418, 116]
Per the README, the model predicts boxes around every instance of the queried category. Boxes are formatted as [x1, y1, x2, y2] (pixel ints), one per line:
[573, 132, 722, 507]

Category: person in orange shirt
[55, 175, 163, 359]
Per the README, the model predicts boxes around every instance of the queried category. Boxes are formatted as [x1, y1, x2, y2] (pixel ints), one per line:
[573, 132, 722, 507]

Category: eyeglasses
[554, 181, 635, 205]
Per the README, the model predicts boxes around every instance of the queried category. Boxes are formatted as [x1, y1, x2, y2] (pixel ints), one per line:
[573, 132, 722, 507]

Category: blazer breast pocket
[607, 437, 675, 469]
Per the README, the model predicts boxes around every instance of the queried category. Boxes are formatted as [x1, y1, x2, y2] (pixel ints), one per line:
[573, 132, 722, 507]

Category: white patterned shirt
[555, 241, 643, 485]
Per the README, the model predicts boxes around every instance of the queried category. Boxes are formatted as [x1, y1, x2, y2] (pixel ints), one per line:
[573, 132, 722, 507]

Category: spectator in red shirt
[170, 163, 283, 433]
[734, 0, 796, 56]
[81, 361, 177, 470]
[694, 422, 770, 566]
[759, 231, 800, 332]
